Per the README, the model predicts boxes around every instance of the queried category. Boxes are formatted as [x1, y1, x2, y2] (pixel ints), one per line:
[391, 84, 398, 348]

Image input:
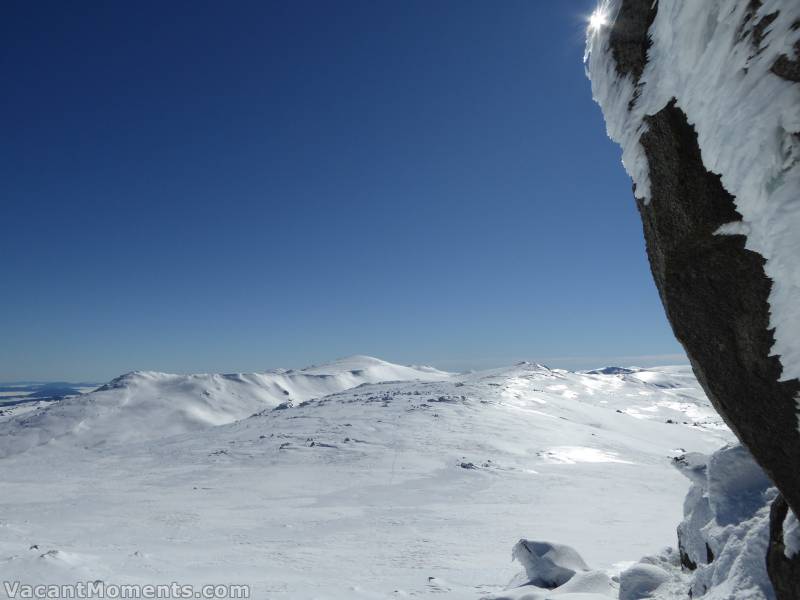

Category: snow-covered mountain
[0, 355, 450, 457]
[0, 357, 732, 599]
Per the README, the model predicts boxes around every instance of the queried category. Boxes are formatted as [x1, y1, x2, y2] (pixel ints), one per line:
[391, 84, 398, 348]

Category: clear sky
[1, 0, 686, 381]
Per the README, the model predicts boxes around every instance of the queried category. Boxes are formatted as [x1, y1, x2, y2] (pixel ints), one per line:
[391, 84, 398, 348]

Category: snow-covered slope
[0, 356, 450, 457]
[0, 359, 730, 599]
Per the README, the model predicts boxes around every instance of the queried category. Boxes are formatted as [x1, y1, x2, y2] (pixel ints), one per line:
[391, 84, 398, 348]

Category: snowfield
[0, 357, 731, 599]
[0, 356, 450, 458]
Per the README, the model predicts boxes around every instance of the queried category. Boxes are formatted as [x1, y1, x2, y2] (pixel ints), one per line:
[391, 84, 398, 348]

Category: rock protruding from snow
[586, 0, 800, 537]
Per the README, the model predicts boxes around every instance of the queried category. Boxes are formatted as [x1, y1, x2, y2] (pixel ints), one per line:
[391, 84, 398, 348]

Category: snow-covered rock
[618, 563, 670, 600]
[586, 0, 800, 387]
[585, 3, 800, 591]
[511, 540, 590, 589]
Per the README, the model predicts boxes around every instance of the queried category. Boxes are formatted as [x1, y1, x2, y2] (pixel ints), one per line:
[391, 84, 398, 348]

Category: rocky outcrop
[589, 0, 800, 596]
[767, 494, 800, 600]
[604, 0, 800, 531]
[635, 97, 800, 522]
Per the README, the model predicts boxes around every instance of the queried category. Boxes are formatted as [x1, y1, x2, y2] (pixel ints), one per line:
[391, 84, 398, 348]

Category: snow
[0, 358, 730, 599]
[483, 540, 616, 599]
[511, 540, 590, 589]
[0, 356, 451, 458]
[485, 437, 783, 600]
[617, 563, 670, 600]
[585, 1, 800, 416]
[706, 444, 774, 527]
[575, 444, 780, 600]
[784, 509, 800, 558]
[673, 445, 777, 599]
[538, 446, 633, 465]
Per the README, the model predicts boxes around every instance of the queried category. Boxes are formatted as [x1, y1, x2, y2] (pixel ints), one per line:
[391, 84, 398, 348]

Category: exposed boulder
[635, 93, 800, 522]
[586, 0, 800, 593]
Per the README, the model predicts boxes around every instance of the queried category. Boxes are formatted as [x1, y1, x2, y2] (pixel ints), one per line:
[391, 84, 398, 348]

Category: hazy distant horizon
[1, 351, 690, 384]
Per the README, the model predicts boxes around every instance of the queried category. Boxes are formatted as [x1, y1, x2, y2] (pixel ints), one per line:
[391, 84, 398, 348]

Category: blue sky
[1, 1, 686, 381]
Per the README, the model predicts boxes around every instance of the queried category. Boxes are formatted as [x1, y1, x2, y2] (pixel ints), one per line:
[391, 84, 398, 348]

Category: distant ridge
[0, 356, 451, 457]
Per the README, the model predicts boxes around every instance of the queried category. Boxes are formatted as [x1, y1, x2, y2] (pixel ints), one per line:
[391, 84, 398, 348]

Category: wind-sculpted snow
[0, 359, 731, 598]
[642, 445, 779, 600]
[482, 540, 617, 599]
[581, 444, 800, 600]
[0, 356, 451, 458]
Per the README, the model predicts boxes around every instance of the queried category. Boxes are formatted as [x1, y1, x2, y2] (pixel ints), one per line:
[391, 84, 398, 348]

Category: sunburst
[588, 8, 608, 32]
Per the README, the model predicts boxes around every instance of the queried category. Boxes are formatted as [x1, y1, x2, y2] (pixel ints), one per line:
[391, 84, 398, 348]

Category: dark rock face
[605, 0, 800, 577]
[767, 494, 800, 600]
[608, 0, 656, 82]
[678, 540, 697, 571]
[635, 99, 800, 520]
[771, 16, 800, 82]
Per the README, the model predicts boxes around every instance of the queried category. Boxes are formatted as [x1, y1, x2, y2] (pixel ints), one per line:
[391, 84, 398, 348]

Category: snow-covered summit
[0, 356, 451, 458]
[291, 354, 450, 380]
[584, 366, 638, 376]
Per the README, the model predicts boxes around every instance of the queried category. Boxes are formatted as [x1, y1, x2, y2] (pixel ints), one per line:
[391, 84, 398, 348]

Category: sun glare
[588, 8, 608, 32]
